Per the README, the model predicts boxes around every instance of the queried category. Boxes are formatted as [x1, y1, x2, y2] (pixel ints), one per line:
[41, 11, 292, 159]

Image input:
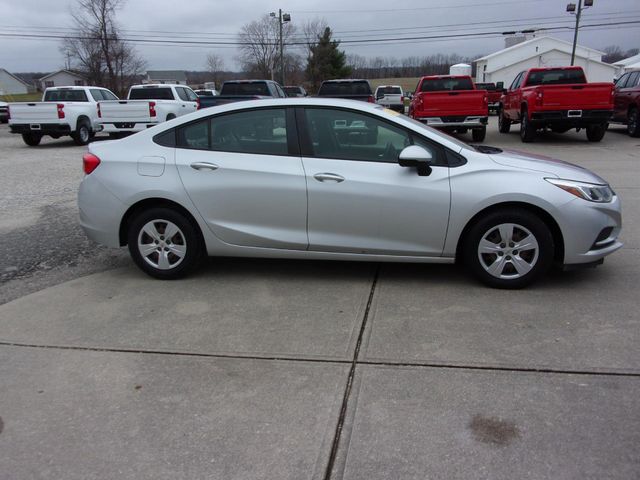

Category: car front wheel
[127, 208, 203, 279]
[463, 209, 554, 289]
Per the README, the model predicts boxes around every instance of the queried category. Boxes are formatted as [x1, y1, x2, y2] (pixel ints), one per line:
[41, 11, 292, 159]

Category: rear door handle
[191, 162, 219, 171]
[313, 173, 344, 183]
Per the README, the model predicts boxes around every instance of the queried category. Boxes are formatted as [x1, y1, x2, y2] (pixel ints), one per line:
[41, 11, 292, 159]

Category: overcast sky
[0, 0, 638, 73]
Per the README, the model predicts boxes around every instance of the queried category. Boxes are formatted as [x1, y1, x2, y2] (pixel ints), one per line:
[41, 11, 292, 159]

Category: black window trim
[295, 105, 463, 167]
[154, 106, 299, 157]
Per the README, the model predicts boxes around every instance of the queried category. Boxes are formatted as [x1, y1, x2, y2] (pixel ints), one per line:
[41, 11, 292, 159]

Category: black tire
[21, 132, 42, 146]
[166, 114, 176, 121]
[471, 126, 486, 142]
[498, 107, 511, 133]
[463, 208, 554, 289]
[72, 120, 91, 146]
[456, 128, 468, 134]
[586, 123, 607, 142]
[628, 108, 640, 137]
[127, 207, 204, 280]
[109, 132, 123, 140]
[519, 108, 536, 142]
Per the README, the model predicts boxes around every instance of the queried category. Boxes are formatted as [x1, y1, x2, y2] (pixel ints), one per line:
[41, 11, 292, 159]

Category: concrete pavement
[1, 119, 639, 478]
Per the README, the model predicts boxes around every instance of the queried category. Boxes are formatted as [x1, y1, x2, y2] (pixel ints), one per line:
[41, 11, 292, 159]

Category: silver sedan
[78, 98, 622, 288]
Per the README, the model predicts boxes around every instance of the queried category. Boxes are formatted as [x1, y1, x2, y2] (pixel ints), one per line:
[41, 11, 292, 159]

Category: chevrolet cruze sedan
[78, 98, 622, 288]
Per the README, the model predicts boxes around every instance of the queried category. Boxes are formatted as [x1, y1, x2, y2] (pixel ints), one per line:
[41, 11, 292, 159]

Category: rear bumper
[414, 115, 488, 128]
[530, 109, 612, 126]
[378, 103, 404, 112]
[100, 122, 159, 133]
[9, 123, 72, 135]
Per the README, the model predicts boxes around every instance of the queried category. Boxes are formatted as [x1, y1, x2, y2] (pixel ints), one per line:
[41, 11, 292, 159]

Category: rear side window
[221, 82, 270, 96]
[526, 69, 587, 86]
[177, 118, 209, 150]
[420, 77, 473, 92]
[318, 81, 372, 96]
[44, 89, 88, 102]
[129, 87, 174, 100]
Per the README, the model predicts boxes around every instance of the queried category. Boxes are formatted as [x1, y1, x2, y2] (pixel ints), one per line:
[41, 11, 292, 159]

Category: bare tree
[238, 15, 295, 80]
[205, 53, 225, 88]
[61, 0, 146, 95]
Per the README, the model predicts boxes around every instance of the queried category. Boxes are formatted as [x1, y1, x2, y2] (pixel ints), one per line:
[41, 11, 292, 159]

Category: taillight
[196, 97, 201, 110]
[97, 103, 101, 118]
[400, 96, 404, 103]
[83, 153, 101, 175]
[367, 95, 375, 103]
[6, 105, 10, 121]
[535, 91, 543, 106]
[149, 101, 156, 118]
[483, 95, 488, 105]
[57, 103, 65, 119]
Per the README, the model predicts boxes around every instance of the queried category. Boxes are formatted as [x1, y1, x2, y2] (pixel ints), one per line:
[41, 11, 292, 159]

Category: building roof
[0, 68, 32, 87]
[482, 48, 617, 75]
[39, 69, 87, 81]
[146, 70, 188, 81]
[475, 36, 605, 62]
[613, 54, 640, 67]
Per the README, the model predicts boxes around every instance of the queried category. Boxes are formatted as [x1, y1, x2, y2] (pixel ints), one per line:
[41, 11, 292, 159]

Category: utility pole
[567, 0, 593, 66]
[270, 9, 291, 86]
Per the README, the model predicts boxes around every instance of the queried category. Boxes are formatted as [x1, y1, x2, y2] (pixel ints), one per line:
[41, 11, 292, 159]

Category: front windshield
[401, 115, 473, 151]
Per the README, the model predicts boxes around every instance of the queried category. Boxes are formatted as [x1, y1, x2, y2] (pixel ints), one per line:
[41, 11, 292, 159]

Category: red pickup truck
[409, 75, 489, 141]
[498, 66, 614, 142]
[611, 70, 639, 137]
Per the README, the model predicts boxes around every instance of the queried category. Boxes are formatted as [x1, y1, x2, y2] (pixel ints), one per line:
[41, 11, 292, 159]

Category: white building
[474, 36, 617, 88]
[612, 54, 640, 77]
[0, 68, 31, 95]
[145, 71, 187, 85]
[39, 70, 87, 90]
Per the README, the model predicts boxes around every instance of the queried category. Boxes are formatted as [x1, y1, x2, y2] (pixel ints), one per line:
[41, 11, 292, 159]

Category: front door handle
[191, 162, 219, 171]
[313, 173, 345, 183]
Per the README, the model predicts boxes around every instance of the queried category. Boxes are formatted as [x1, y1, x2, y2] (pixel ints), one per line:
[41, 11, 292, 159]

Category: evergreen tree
[306, 27, 352, 89]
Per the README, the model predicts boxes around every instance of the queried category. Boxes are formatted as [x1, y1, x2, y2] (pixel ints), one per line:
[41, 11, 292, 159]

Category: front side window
[184, 88, 199, 101]
[175, 87, 190, 101]
[211, 108, 288, 155]
[509, 72, 524, 90]
[101, 89, 118, 100]
[627, 71, 640, 88]
[615, 73, 630, 88]
[90, 89, 105, 101]
[304, 108, 414, 163]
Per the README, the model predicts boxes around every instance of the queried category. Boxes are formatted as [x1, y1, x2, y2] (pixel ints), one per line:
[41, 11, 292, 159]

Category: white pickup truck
[98, 84, 199, 136]
[8, 86, 119, 146]
[374, 85, 405, 112]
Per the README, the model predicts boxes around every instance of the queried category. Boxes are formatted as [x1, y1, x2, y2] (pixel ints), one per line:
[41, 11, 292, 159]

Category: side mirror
[398, 145, 433, 176]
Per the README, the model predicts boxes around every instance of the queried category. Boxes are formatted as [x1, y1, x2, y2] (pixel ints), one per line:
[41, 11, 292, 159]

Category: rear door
[174, 107, 308, 249]
[299, 107, 451, 256]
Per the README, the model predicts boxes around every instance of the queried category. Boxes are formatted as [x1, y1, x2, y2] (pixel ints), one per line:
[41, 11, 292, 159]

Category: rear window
[526, 69, 587, 86]
[475, 83, 496, 91]
[376, 86, 402, 96]
[283, 86, 302, 97]
[420, 77, 474, 92]
[221, 82, 270, 96]
[318, 81, 372, 96]
[129, 87, 175, 100]
[44, 89, 88, 102]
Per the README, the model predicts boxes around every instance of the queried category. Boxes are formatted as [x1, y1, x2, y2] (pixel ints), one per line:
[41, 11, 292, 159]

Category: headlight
[545, 178, 614, 203]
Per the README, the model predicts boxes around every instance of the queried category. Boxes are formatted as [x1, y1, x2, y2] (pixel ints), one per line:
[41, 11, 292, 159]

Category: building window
[74, 80, 84, 86]
[45, 81, 54, 88]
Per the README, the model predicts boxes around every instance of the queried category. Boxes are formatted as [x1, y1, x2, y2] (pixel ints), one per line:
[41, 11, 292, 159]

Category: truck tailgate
[8, 102, 60, 123]
[416, 91, 486, 116]
[99, 100, 153, 122]
[536, 83, 613, 110]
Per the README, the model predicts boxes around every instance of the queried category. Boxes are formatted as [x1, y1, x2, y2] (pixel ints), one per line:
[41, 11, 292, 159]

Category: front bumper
[414, 115, 488, 128]
[9, 123, 72, 135]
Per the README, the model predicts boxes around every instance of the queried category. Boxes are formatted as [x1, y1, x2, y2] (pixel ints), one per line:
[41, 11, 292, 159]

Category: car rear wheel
[472, 126, 486, 142]
[463, 209, 553, 289]
[72, 120, 91, 146]
[498, 107, 511, 133]
[21, 132, 42, 146]
[519, 108, 536, 142]
[628, 108, 640, 137]
[127, 208, 203, 279]
[586, 123, 607, 142]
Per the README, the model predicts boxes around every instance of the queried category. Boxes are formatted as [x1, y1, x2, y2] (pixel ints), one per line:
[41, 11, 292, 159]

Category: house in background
[613, 54, 640, 77]
[145, 70, 187, 85]
[39, 70, 87, 90]
[474, 36, 617, 88]
[0, 68, 31, 95]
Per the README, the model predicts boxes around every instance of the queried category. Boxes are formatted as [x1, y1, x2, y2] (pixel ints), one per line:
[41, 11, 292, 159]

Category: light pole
[566, 0, 593, 66]
[270, 9, 291, 86]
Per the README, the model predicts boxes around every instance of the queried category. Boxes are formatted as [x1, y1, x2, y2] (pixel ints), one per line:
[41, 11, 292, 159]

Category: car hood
[488, 148, 608, 184]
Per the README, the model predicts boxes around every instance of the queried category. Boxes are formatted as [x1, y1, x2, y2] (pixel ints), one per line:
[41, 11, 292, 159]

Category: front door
[299, 107, 451, 256]
[175, 108, 308, 250]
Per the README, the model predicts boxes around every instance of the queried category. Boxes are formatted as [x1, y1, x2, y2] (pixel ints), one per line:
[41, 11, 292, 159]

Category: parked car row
[5, 66, 639, 146]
